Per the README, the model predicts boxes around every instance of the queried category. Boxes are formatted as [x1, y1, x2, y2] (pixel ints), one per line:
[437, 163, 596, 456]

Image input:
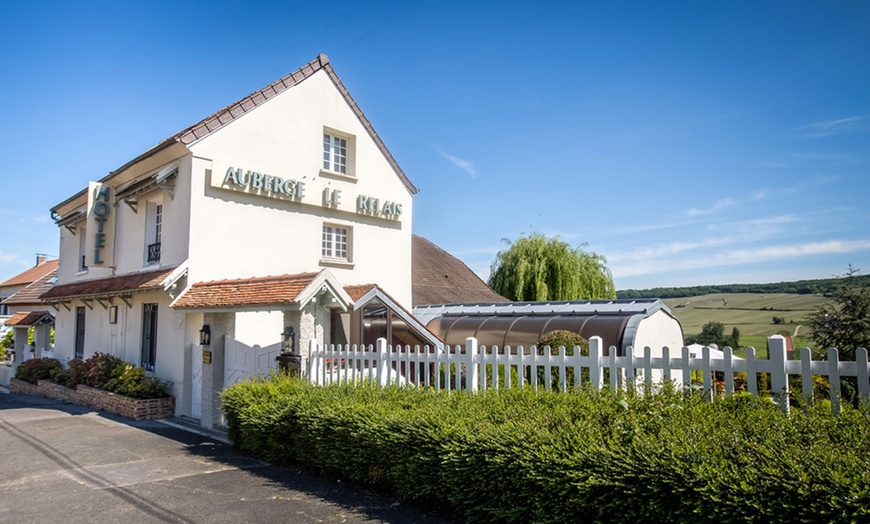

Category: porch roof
[5, 310, 54, 327]
[171, 269, 353, 312]
[40, 267, 177, 303]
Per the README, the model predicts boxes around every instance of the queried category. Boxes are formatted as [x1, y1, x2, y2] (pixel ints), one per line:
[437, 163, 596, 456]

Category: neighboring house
[0, 255, 58, 316]
[411, 235, 509, 306]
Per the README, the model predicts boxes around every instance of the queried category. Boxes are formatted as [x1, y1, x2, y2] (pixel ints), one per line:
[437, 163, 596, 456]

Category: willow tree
[487, 232, 616, 301]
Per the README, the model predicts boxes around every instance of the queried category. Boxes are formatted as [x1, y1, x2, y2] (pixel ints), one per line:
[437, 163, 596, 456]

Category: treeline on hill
[617, 274, 870, 299]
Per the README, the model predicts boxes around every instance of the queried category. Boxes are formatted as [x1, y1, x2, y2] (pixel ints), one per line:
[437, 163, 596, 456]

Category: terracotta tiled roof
[3, 267, 58, 306]
[5, 310, 53, 327]
[344, 284, 377, 302]
[0, 259, 59, 288]
[172, 272, 319, 309]
[40, 267, 176, 301]
[412, 235, 509, 306]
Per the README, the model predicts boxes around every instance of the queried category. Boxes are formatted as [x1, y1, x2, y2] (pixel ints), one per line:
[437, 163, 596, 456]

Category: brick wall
[9, 379, 175, 421]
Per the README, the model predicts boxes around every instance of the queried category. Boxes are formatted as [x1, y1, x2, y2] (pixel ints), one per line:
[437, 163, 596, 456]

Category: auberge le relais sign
[213, 166, 403, 220]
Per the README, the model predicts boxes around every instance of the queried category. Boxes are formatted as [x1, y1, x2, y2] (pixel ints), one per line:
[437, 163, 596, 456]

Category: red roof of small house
[40, 267, 176, 302]
[172, 273, 320, 309]
[3, 267, 58, 306]
[0, 259, 59, 288]
[5, 310, 54, 327]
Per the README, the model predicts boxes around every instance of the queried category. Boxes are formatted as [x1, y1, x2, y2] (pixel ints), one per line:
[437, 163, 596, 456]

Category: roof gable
[169, 54, 416, 194]
[0, 259, 59, 288]
[2, 267, 58, 306]
[412, 235, 509, 306]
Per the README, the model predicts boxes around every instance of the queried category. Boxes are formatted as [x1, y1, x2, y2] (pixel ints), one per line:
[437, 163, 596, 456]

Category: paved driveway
[0, 392, 449, 524]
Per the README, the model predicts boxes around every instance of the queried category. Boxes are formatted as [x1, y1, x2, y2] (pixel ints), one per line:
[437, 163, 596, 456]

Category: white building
[40, 54, 684, 426]
[43, 55, 439, 426]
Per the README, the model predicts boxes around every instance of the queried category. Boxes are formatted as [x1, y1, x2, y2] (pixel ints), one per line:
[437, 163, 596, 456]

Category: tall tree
[488, 232, 616, 301]
[806, 266, 870, 404]
[806, 266, 870, 362]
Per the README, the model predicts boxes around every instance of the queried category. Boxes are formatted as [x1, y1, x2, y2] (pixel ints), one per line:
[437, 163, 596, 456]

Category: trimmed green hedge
[222, 376, 870, 523]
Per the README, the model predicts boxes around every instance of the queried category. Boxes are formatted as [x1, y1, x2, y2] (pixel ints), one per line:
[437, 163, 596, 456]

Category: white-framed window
[323, 133, 347, 173]
[145, 200, 163, 264]
[321, 224, 350, 261]
[321, 129, 355, 177]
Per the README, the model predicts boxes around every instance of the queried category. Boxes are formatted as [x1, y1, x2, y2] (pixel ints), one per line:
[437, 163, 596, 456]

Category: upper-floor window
[323, 133, 347, 174]
[78, 224, 88, 272]
[145, 201, 162, 264]
[322, 129, 355, 177]
[322, 224, 350, 261]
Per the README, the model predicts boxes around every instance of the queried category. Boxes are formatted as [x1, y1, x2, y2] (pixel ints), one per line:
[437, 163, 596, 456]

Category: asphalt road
[0, 392, 450, 524]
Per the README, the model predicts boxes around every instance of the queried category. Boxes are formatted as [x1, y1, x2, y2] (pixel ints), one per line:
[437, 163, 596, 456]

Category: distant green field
[662, 293, 830, 342]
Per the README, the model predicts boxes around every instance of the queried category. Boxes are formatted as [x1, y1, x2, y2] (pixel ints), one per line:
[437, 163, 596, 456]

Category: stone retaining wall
[9, 378, 175, 421]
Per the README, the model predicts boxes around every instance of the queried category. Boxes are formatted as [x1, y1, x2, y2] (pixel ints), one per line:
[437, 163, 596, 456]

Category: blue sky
[1, 1, 868, 290]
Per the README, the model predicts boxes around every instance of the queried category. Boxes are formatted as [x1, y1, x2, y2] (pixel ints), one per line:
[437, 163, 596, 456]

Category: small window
[323, 133, 347, 174]
[321, 129, 355, 177]
[78, 224, 88, 271]
[321, 224, 350, 261]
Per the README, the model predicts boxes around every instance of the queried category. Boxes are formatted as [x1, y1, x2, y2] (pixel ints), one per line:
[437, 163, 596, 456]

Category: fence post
[309, 339, 320, 385]
[827, 348, 842, 414]
[466, 337, 478, 394]
[800, 347, 813, 404]
[857, 348, 869, 405]
[768, 335, 790, 413]
[723, 346, 734, 394]
[681, 346, 691, 392]
[702, 345, 713, 402]
[376, 338, 389, 387]
[589, 336, 603, 390]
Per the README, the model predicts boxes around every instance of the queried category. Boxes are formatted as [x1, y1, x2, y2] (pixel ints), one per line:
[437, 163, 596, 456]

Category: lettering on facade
[357, 195, 402, 219]
[223, 167, 305, 199]
[323, 187, 342, 207]
[91, 184, 111, 264]
[218, 165, 402, 221]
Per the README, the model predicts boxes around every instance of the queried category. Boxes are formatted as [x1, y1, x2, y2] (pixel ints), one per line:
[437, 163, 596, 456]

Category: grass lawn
[663, 292, 829, 339]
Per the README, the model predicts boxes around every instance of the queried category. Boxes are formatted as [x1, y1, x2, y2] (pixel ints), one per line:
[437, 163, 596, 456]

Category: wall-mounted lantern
[199, 325, 211, 346]
[281, 326, 296, 355]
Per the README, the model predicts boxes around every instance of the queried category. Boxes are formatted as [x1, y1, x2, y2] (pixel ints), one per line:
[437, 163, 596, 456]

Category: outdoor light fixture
[281, 326, 296, 354]
[199, 325, 211, 346]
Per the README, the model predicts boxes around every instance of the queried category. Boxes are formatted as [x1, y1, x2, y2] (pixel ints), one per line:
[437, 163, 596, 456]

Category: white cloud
[611, 239, 870, 277]
[436, 148, 477, 177]
[686, 197, 735, 217]
[793, 116, 865, 137]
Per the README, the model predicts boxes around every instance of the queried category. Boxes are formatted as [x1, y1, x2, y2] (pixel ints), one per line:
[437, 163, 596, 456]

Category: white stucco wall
[185, 69, 413, 307]
[51, 291, 188, 409]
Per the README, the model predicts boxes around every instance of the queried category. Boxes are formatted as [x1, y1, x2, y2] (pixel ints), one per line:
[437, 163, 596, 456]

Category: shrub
[15, 358, 62, 384]
[82, 352, 126, 389]
[103, 365, 170, 399]
[50, 358, 88, 388]
[535, 330, 589, 389]
[223, 377, 870, 523]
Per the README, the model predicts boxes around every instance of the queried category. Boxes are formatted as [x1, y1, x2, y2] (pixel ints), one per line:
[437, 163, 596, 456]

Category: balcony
[147, 242, 161, 263]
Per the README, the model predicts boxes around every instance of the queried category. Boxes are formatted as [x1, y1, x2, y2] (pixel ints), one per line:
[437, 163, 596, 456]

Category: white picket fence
[307, 335, 870, 413]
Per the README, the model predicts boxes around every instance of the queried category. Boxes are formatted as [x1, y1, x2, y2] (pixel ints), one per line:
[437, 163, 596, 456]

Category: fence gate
[223, 335, 282, 389]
